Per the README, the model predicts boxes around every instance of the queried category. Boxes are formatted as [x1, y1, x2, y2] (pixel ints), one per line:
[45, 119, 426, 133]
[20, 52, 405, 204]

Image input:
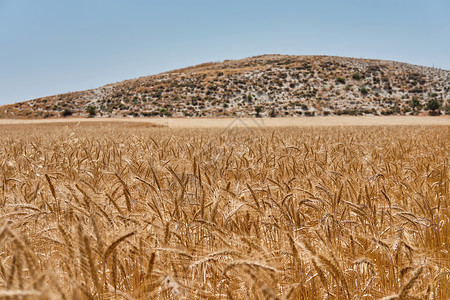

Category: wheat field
[0, 122, 448, 299]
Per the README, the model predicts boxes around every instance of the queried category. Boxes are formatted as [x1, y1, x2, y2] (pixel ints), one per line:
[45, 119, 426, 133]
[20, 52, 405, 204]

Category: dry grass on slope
[0, 123, 448, 299]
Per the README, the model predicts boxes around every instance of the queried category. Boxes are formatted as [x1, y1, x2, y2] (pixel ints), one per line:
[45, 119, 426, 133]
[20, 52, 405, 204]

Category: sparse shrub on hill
[360, 87, 369, 95]
[352, 72, 362, 80]
[426, 98, 441, 115]
[61, 108, 73, 117]
[141, 111, 159, 117]
[85, 105, 96, 117]
[254, 106, 263, 117]
[336, 77, 346, 84]
[409, 97, 422, 111]
[269, 107, 277, 117]
[159, 108, 172, 117]
[444, 104, 450, 114]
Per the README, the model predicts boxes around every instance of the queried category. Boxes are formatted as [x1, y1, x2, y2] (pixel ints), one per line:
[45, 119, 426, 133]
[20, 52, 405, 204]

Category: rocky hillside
[1, 55, 449, 118]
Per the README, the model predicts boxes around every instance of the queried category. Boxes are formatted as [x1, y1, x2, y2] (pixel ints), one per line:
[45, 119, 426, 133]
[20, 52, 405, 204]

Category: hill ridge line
[1, 55, 449, 118]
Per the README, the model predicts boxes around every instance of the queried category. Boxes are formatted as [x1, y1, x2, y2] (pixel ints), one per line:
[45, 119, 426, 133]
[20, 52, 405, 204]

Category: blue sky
[0, 0, 449, 105]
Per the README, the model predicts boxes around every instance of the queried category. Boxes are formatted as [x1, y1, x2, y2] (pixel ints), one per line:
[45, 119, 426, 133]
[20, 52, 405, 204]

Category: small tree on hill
[86, 105, 96, 117]
[269, 107, 277, 118]
[255, 106, 263, 117]
[409, 98, 421, 111]
[61, 109, 73, 117]
[426, 99, 441, 115]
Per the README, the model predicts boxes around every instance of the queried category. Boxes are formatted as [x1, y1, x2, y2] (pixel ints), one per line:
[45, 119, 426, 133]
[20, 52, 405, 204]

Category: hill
[1, 55, 449, 118]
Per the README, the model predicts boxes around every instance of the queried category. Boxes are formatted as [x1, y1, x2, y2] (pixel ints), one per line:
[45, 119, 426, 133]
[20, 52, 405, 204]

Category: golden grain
[0, 122, 448, 299]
